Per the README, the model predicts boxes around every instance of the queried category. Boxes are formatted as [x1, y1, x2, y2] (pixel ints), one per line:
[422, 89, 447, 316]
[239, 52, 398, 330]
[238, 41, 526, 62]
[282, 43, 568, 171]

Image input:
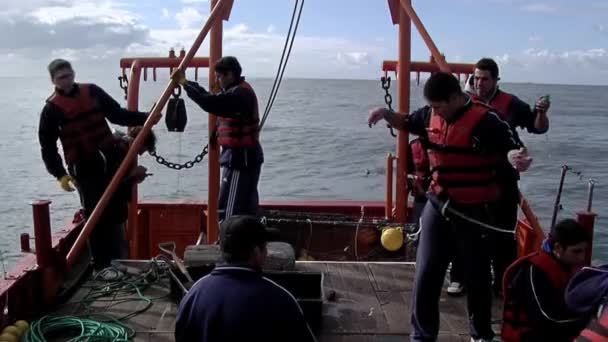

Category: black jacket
[175, 265, 316, 342]
[38, 83, 148, 179]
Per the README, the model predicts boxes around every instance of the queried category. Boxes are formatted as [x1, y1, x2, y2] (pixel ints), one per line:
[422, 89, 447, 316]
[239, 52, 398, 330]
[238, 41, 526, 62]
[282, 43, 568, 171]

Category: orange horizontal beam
[119, 57, 210, 69]
[383, 60, 475, 74]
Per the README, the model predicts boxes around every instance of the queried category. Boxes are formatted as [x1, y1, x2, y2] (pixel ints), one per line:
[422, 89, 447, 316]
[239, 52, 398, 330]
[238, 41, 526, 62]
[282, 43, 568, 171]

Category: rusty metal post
[20, 233, 31, 253]
[385, 154, 394, 219]
[577, 180, 597, 266]
[126, 62, 142, 259]
[394, 1, 411, 223]
[32, 200, 53, 268]
[206, 0, 223, 244]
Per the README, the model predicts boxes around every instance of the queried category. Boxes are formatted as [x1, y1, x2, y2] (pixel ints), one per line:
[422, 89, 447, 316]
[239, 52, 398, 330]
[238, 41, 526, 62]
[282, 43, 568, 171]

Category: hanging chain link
[380, 76, 397, 137]
[149, 144, 209, 170]
[118, 74, 128, 100]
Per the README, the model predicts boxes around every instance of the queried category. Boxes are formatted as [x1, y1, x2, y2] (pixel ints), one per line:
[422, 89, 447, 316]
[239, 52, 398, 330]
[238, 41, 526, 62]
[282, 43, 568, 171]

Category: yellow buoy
[381, 227, 404, 251]
[13, 321, 28, 335]
[0, 326, 18, 338]
[0, 332, 17, 342]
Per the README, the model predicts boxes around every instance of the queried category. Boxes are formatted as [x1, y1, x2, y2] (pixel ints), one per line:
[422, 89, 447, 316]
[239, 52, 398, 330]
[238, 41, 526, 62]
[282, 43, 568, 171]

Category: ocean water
[1, 75, 607, 267]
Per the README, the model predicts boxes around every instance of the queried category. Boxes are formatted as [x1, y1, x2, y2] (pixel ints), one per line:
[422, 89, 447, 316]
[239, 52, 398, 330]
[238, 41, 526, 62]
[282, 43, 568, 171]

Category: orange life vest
[501, 251, 574, 342]
[410, 138, 430, 197]
[472, 90, 514, 121]
[216, 81, 260, 148]
[576, 308, 608, 341]
[426, 102, 501, 204]
[489, 90, 514, 121]
[47, 84, 115, 165]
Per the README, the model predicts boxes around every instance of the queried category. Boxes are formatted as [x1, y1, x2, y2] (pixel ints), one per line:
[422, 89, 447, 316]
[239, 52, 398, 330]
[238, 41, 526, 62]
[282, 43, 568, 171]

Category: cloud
[266, 25, 275, 33]
[336, 52, 371, 66]
[175, 7, 205, 29]
[496, 47, 608, 84]
[182, 0, 208, 3]
[528, 34, 542, 42]
[0, 1, 149, 52]
[161, 8, 169, 19]
[521, 3, 559, 13]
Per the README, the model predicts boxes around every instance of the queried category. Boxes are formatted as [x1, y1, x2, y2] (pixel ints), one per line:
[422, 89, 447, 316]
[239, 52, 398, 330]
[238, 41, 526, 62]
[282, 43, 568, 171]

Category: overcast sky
[1, 0, 608, 85]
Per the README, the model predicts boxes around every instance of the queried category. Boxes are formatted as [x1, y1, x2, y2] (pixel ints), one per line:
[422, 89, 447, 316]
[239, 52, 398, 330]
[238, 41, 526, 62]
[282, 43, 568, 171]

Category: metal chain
[118, 75, 129, 100]
[380, 76, 397, 137]
[149, 145, 209, 170]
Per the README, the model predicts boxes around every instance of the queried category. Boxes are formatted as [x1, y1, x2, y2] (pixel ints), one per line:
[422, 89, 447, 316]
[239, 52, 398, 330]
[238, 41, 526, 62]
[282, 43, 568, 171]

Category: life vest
[216, 81, 260, 148]
[471, 90, 514, 121]
[501, 251, 574, 342]
[426, 102, 501, 204]
[409, 138, 431, 196]
[489, 90, 514, 121]
[576, 308, 608, 341]
[47, 84, 115, 165]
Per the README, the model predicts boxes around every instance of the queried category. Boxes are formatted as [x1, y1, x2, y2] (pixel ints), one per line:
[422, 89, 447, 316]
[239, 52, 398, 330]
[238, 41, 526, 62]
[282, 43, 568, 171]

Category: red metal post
[126, 62, 142, 259]
[32, 200, 53, 268]
[207, 0, 223, 243]
[66, 0, 231, 268]
[398, 0, 450, 73]
[394, 1, 411, 223]
[385, 154, 394, 219]
[20, 233, 31, 253]
[577, 212, 596, 266]
[383, 61, 474, 74]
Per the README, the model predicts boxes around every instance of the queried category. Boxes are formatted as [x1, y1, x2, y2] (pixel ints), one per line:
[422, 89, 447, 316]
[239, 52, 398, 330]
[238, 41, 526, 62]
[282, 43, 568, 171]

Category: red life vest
[576, 308, 608, 341]
[489, 90, 514, 121]
[410, 138, 430, 196]
[426, 102, 501, 204]
[472, 90, 514, 121]
[47, 84, 115, 165]
[501, 251, 574, 342]
[216, 81, 260, 148]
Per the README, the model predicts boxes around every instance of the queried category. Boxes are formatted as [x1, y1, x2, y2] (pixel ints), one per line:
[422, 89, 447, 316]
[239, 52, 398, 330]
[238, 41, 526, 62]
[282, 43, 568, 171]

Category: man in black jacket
[182, 56, 264, 222]
[175, 215, 316, 342]
[38, 58, 152, 269]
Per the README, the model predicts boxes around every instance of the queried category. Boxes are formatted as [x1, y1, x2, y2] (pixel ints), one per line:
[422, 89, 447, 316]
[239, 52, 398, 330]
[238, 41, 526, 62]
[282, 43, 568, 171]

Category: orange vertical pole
[206, 0, 222, 243]
[385, 154, 394, 219]
[399, 0, 450, 73]
[126, 63, 142, 258]
[395, 1, 411, 223]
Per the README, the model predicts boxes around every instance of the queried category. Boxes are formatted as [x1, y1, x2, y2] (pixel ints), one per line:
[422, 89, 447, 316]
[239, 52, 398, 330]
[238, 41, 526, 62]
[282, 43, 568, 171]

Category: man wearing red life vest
[502, 219, 589, 342]
[470, 58, 551, 297]
[38, 59, 152, 270]
[369, 72, 530, 342]
[183, 57, 263, 223]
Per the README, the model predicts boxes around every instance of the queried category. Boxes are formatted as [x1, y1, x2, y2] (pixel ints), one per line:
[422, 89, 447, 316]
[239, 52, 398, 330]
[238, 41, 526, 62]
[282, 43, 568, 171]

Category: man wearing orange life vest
[182, 56, 263, 223]
[369, 72, 530, 342]
[501, 219, 589, 342]
[470, 58, 551, 296]
[38, 59, 152, 269]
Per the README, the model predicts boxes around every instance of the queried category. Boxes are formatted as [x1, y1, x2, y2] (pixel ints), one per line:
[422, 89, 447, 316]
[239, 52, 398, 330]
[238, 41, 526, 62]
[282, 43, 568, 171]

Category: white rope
[529, 265, 581, 323]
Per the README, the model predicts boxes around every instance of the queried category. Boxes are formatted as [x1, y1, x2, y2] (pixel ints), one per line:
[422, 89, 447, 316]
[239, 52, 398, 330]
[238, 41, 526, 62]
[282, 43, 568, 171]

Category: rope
[23, 315, 134, 342]
[260, 0, 304, 129]
[23, 261, 170, 341]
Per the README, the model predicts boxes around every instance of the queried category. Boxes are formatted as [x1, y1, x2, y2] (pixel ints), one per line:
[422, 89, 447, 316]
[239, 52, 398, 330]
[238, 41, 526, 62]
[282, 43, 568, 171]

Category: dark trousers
[489, 194, 518, 295]
[70, 160, 128, 270]
[218, 164, 261, 222]
[411, 200, 494, 341]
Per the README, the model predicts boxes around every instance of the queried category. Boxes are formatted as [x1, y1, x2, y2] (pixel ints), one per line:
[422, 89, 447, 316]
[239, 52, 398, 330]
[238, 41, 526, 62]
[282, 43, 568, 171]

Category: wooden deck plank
[46, 261, 501, 342]
[368, 263, 414, 292]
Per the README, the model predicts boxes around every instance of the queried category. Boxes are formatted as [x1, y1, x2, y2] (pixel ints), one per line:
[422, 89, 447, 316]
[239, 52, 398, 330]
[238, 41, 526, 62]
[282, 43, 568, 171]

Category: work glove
[59, 175, 76, 192]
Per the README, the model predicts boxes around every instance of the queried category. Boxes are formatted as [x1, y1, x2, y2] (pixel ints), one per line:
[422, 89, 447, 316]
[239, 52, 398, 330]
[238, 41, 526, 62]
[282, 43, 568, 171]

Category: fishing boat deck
[50, 261, 503, 341]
